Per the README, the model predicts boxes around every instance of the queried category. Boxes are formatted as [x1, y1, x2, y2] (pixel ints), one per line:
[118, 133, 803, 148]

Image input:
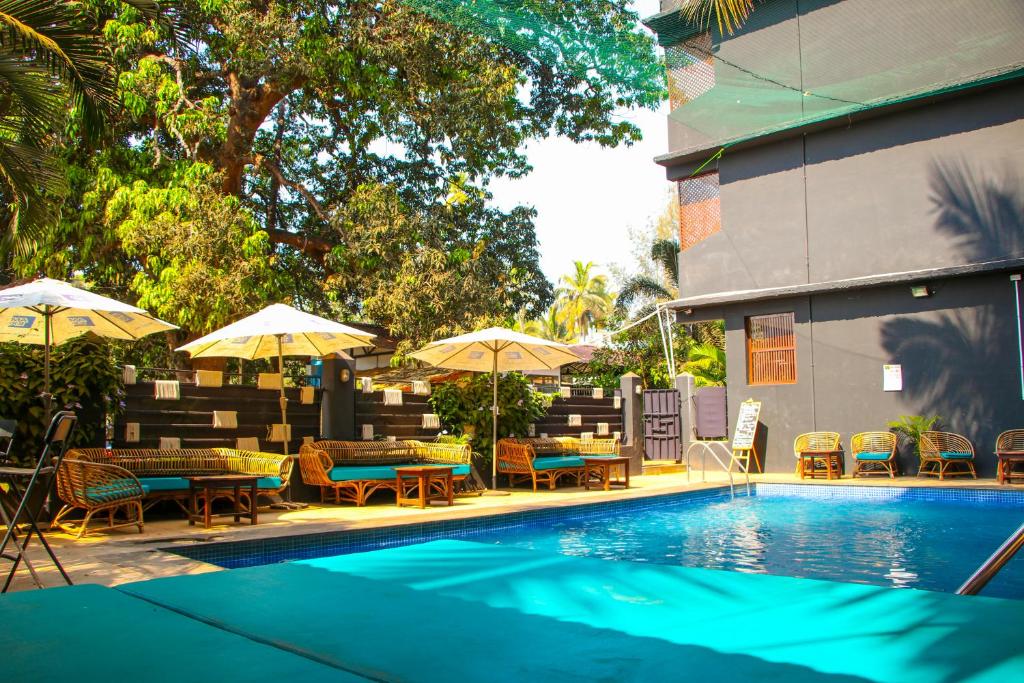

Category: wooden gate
[643, 389, 681, 461]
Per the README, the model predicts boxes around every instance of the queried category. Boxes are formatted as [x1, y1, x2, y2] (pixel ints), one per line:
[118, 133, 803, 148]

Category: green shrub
[430, 372, 551, 464]
[887, 414, 942, 455]
[0, 335, 121, 465]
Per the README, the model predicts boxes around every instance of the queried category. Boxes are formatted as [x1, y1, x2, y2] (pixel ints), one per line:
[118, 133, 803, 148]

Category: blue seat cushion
[329, 464, 469, 482]
[854, 452, 892, 461]
[138, 477, 190, 492]
[939, 451, 973, 459]
[138, 476, 283, 492]
[533, 456, 585, 470]
[84, 480, 145, 502]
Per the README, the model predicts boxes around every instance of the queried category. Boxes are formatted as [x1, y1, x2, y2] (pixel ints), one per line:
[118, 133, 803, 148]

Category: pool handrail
[956, 520, 1024, 596]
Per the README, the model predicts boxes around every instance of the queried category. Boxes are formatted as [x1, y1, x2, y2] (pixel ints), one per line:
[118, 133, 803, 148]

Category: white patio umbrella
[410, 327, 580, 488]
[0, 278, 177, 413]
[175, 303, 375, 455]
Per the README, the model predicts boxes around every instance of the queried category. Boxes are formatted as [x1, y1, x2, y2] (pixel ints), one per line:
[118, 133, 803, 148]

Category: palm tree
[615, 238, 680, 312]
[516, 305, 570, 342]
[681, 1, 756, 35]
[0, 1, 170, 254]
[682, 342, 726, 386]
[554, 261, 614, 341]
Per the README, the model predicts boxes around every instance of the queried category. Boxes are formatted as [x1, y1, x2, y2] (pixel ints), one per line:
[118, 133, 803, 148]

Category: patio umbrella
[0, 278, 177, 414]
[175, 304, 375, 455]
[410, 327, 580, 488]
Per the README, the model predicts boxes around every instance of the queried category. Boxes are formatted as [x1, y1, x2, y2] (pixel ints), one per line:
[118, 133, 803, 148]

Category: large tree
[20, 1, 662, 355]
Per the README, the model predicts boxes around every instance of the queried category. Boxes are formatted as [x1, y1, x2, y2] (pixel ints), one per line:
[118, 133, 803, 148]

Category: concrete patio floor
[4, 470, 1019, 592]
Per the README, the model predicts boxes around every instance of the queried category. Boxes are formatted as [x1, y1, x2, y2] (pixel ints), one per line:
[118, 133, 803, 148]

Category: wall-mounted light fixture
[910, 285, 931, 298]
[682, 308, 694, 316]
[339, 368, 351, 382]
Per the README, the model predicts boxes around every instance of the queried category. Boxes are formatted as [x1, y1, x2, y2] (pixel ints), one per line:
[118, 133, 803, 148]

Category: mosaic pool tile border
[756, 482, 1024, 506]
[167, 486, 739, 569]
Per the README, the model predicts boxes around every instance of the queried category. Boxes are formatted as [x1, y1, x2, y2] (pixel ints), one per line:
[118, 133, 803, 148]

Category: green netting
[398, 0, 664, 104]
[656, 0, 1024, 154]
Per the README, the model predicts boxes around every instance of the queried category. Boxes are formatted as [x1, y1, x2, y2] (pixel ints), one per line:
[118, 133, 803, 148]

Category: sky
[487, 0, 671, 288]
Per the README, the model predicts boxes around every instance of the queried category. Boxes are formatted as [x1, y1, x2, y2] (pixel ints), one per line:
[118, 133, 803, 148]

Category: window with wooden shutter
[746, 313, 797, 385]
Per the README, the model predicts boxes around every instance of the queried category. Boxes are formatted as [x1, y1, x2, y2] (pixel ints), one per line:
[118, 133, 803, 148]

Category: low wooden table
[997, 451, 1024, 485]
[187, 475, 258, 529]
[395, 466, 454, 509]
[798, 450, 844, 480]
[582, 456, 631, 491]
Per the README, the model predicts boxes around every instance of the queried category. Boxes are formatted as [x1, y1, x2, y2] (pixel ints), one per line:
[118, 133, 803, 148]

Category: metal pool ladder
[956, 521, 1024, 596]
[684, 440, 751, 498]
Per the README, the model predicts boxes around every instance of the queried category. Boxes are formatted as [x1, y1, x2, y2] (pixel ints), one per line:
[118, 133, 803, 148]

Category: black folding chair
[0, 411, 77, 592]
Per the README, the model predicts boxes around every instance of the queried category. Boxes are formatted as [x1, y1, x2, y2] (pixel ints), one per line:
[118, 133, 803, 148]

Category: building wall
[676, 81, 1024, 299]
[705, 273, 1021, 477]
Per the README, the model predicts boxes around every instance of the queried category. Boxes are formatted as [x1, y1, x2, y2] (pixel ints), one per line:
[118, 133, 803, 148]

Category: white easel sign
[883, 364, 903, 392]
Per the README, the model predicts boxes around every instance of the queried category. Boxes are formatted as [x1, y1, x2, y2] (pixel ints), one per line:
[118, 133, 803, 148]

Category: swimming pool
[172, 484, 1024, 599]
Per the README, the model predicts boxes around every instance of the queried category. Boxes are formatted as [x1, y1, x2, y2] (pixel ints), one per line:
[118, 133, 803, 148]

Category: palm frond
[615, 274, 671, 311]
[680, 0, 756, 35]
[649, 237, 680, 290]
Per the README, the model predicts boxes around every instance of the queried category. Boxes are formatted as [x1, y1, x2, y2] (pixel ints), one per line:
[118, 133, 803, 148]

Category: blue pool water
[462, 489, 1024, 598]
[172, 485, 1024, 599]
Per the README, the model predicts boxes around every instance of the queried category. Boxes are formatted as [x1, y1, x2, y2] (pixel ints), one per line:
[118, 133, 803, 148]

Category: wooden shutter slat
[747, 313, 796, 385]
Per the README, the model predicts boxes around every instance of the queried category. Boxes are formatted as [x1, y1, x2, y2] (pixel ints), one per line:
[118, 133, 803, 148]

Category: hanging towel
[413, 381, 431, 396]
[300, 386, 315, 404]
[386, 436, 397, 442]
[560, 386, 571, 399]
[257, 373, 282, 390]
[383, 389, 403, 406]
[302, 435, 314, 446]
[592, 387, 604, 399]
[527, 424, 536, 437]
[613, 431, 621, 442]
[567, 414, 582, 427]
[421, 414, 441, 429]
[360, 377, 373, 393]
[122, 365, 137, 385]
[613, 396, 621, 410]
[596, 422, 610, 436]
[236, 437, 260, 452]
[361, 424, 374, 440]
[212, 411, 238, 429]
[195, 370, 223, 388]
[124, 422, 140, 443]
[154, 380, 180, 400]
[580, 432, 594, 441]
[267, 424, 291, 443]
[159, 437, 181, 450]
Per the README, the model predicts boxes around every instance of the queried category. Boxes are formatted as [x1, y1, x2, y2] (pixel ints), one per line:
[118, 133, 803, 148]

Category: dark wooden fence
[113, 381, 321, 453]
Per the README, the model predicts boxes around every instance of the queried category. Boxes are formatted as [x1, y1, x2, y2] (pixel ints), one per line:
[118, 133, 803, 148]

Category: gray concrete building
[646, 0, 1024, 476]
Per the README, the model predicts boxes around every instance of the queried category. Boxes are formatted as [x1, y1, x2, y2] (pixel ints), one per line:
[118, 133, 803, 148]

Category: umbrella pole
[43, 308, 52, 419]
[277, 335, 289, 457]
[492, 350, 498, 489]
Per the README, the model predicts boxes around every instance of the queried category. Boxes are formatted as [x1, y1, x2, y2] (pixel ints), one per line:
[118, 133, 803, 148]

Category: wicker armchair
[995, 430, 1024, 485]
[851, 432, 898, 478]
[793, 432, 843, 479]
[918, 431, 976, 479]
[52, 459, 145, 538]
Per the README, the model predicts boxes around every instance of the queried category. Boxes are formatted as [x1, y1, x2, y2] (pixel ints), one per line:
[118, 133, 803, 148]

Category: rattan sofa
[497, 437, 620, 491]
[60, 448, 293, 518]
[298, 440, 472, 506]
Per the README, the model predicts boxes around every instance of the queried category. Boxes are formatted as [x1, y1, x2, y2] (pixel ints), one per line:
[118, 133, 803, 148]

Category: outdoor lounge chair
[995, 430, 1024, 485]
[496, 439, 585, 491]
[918, 431, 976, 480]
[793, 432, 843, 479]
[52, 459, 146, 538]
[851, 432, 898, 478]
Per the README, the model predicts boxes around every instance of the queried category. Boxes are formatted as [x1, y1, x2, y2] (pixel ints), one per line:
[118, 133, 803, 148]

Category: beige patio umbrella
[410, 327, 580, 488]
[0, 278, 178, 414]
[175, 304, 375, 455]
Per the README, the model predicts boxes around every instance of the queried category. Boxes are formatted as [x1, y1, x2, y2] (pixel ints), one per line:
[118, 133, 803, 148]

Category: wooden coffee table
[997, 451, 1024, 485]
[582, 456, 631, 491]
[187, 475, 259, 529]
[395, 466, 454, 509]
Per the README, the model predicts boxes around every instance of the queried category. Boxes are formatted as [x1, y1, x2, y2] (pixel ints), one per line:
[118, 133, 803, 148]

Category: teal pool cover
[2, 540, 1022, 682]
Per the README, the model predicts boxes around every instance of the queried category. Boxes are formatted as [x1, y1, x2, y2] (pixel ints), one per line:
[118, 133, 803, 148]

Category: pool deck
[5, 471, 1019, 592]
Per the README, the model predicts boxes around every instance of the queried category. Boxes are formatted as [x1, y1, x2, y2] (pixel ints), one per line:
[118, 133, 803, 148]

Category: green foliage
[0, 335, 121, 465]
[429, 372, 550, 463]
[887, 415, 942, 450]
[554, 261, 615, 341]
[682, 342, 726, 387]
[583, 313, 690, 392]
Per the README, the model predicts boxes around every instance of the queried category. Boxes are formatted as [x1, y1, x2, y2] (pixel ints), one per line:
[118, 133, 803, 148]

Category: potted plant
[887, 415, 942, 470]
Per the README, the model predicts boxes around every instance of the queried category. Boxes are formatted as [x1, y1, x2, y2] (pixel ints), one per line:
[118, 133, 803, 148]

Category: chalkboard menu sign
[732, 400, 761, 449]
